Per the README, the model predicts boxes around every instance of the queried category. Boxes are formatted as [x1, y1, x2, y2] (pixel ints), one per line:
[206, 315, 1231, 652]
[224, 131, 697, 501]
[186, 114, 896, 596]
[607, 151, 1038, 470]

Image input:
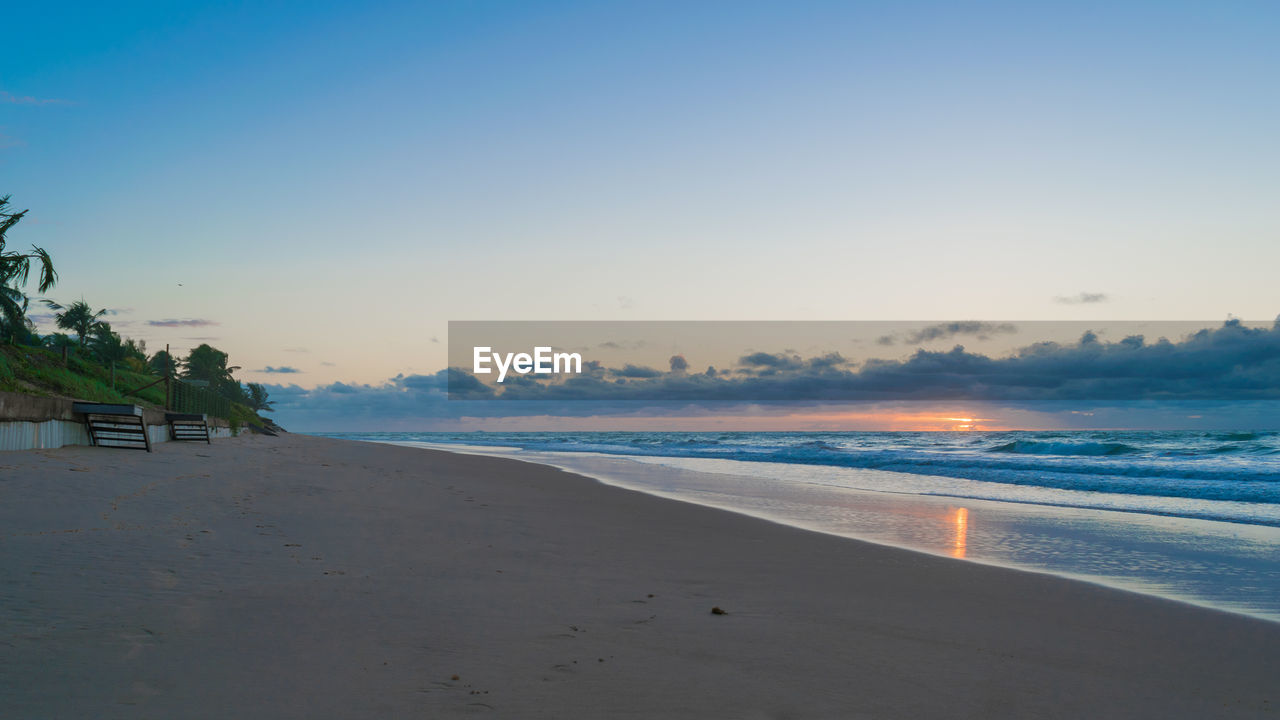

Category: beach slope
[1, 434, 1276, 718]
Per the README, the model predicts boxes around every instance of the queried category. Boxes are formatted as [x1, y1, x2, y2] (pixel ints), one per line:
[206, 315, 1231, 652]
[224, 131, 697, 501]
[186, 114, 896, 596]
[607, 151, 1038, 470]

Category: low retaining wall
[0, 391, 233, 452]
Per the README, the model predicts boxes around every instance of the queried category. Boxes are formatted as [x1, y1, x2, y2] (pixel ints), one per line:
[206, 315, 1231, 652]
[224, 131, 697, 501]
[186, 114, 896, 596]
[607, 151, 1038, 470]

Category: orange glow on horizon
[705, 410, 1009, 432]
[450, 409, 1019, 432]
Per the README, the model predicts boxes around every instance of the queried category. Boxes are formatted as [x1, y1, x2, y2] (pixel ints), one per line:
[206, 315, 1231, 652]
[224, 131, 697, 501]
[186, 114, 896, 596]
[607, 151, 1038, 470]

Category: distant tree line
[0, 194, 272, 413]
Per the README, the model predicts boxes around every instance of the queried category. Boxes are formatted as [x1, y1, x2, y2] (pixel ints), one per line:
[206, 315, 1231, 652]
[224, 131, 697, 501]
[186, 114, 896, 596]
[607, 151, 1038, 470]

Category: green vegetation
[0, 324, 274, 432]
[0, 193, 275, 432]
[1, 195, 57, 344]
[43, 299, 108, 347]
[0, 343, 166, 406]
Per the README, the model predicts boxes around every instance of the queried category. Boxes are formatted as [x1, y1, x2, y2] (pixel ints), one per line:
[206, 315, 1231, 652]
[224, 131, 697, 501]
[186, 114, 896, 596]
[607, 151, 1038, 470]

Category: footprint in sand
[149, 568, 180, 589]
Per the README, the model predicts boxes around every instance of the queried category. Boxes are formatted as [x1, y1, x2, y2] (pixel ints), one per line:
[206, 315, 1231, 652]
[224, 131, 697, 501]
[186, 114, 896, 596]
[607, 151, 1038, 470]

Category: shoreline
[3, 433, 1277, 718]
[391, 440, 1280, 624]
[319, 430, 1280, 528]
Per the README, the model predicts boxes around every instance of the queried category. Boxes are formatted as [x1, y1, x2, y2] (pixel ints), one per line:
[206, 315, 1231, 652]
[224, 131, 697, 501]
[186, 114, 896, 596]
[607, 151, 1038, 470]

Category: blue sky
[4, 1, 1279, 428]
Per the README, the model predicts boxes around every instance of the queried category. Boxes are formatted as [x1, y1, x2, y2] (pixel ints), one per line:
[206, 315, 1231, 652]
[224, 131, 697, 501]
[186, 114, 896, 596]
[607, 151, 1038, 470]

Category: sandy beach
[2, 433, 1277, 719]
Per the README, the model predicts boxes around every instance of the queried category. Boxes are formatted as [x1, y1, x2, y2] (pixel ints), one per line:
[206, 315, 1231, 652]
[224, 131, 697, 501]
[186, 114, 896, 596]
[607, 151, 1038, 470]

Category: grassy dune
[0, 344, 263, 429]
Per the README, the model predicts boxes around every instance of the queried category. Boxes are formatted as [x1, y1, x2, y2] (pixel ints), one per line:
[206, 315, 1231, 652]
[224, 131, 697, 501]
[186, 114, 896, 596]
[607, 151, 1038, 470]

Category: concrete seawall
[0, 391, 233, 452]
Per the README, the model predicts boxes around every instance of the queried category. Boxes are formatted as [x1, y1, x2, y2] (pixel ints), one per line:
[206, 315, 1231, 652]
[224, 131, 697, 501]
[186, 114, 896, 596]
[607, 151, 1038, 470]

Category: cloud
[879, 322, 1017, 346]
[0, 90, 72, 106]
[739, 352, 804, 371]
[447, 368, 496, 398]
[907, 321, 1016, 343]
[268, 320, 1280, 430]
[1054, 292, 1109, 305]
[147, 318, 220, 327]
[736, 351, 851, 374]
[260, 366, 302, 374]
[448, 319, 1280, 404]
[320, 361, 336, 367]
[614, 364, 663, 378]
[669, 355, 689, 372]
[807, 352, 849, 369]
[283, 347, 309, 353]
[598, 340, 647, 350]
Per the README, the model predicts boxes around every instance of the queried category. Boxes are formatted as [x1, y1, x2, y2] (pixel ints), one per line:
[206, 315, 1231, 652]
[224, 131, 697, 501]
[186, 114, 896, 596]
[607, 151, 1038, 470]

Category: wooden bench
[73, 402, 152, 452]
[166, 412, 211, 444]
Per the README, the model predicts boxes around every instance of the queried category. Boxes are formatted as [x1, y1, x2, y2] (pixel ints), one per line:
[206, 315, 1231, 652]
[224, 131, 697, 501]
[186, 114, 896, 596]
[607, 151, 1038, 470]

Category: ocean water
[319, 430, 1280, 620]
[332, 431, 1280, 525]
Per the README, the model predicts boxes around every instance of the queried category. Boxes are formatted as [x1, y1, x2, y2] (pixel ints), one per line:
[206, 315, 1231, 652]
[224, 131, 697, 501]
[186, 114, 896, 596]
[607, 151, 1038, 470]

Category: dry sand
[1, 433, 1277, 719]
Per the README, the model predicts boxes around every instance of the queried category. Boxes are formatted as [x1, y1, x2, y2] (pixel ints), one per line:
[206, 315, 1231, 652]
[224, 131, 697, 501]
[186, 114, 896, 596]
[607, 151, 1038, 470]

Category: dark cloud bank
[269, 320, 1280, 428]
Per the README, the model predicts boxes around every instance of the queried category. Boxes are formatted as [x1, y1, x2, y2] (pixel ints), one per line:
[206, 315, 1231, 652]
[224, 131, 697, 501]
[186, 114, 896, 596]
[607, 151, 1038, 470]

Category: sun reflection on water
[952, 507, 969, 559]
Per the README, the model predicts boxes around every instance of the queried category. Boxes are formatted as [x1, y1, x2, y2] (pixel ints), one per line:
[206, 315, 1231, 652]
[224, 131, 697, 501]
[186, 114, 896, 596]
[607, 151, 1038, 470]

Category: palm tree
[90, 325, 147, 367]
[182, 344, 257, 404]
[43, 332, 78, 352]
[0, 298, 41, 344]
[0, 195, 58, 333]
[0, 285, 30, 337]
[89, 322, 128, 364]
[149, 349, 178, 376]
[123, 337, 147, 361]
[43, 299, 109, 347]
[246, 383, 275, 412]
[182, 344, 239, 385]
